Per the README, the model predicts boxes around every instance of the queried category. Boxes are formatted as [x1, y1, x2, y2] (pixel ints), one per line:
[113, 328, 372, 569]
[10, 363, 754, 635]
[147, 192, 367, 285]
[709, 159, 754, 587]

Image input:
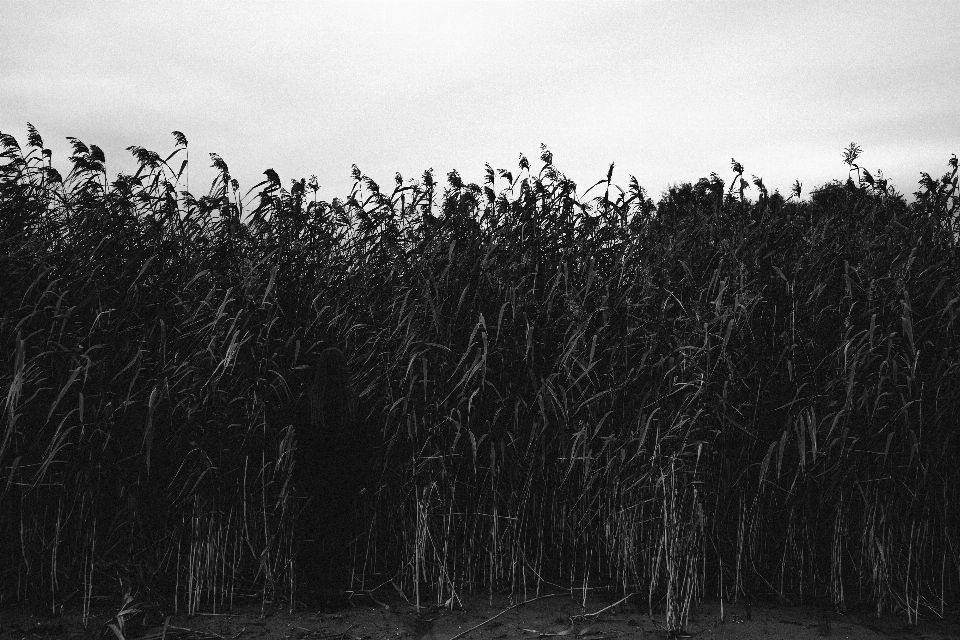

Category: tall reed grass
[1, 126, 958, 631]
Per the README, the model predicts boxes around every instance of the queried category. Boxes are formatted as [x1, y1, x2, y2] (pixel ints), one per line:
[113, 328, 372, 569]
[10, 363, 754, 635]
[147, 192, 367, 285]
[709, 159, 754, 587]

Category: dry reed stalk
[0, 128, 957, 630]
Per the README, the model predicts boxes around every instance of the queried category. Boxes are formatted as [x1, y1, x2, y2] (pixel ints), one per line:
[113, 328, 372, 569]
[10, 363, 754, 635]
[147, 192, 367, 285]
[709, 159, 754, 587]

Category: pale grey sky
[2, 1, 957, 204]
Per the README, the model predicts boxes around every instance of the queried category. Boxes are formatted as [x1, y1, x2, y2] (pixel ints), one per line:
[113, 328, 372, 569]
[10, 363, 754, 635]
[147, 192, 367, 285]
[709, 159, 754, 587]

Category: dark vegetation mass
[1, 125, 959, 630]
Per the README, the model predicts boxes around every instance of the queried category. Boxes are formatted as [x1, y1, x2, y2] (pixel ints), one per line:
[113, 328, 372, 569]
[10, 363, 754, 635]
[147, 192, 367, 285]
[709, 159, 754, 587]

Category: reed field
[1, 125, 958, 632]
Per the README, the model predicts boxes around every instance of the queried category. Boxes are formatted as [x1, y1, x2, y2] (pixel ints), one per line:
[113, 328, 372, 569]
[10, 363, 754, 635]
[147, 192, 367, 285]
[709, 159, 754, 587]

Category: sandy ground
[2, 590, 959, 640]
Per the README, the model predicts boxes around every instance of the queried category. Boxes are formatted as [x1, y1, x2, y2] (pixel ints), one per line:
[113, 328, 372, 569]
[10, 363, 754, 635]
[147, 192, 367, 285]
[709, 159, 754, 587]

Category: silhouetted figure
[293, 346, 362, 607]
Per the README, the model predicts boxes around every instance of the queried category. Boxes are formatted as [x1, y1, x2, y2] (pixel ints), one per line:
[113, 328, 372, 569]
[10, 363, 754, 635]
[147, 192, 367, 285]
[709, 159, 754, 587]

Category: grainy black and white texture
[292, 347, 363, 600]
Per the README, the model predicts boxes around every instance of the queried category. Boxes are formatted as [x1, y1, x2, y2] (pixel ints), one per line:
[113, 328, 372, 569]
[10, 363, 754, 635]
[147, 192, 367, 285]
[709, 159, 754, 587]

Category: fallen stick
[443, 592, 568, 640]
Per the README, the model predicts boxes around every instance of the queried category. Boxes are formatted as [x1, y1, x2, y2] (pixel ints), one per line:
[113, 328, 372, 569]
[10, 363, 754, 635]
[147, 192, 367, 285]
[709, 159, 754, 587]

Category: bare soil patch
[3, 592, 958, 640]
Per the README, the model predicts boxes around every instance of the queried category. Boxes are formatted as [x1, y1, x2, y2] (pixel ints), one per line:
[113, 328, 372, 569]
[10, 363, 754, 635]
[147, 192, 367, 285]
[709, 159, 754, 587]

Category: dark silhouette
[292, 346, 363, 607]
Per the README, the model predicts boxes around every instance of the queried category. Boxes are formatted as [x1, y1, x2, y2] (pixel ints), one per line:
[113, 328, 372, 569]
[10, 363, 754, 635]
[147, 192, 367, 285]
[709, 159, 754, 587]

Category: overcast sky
[2, 1, 957, 206]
